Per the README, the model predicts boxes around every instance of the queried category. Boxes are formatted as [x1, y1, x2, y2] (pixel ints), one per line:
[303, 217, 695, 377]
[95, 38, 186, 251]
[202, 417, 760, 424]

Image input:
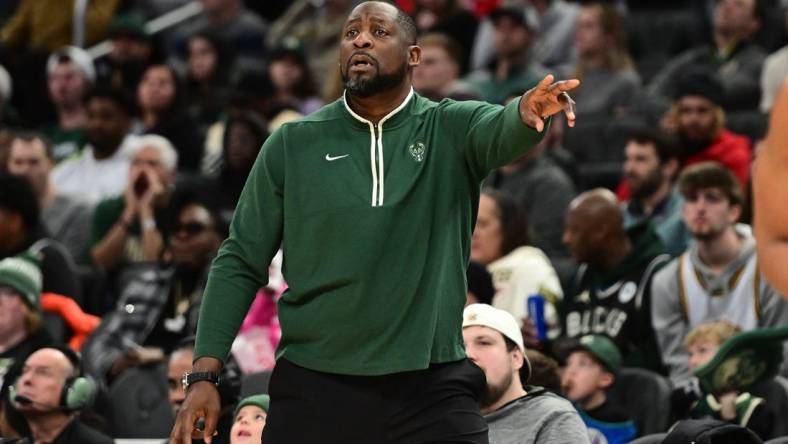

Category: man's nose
[353, 31, 373, 48]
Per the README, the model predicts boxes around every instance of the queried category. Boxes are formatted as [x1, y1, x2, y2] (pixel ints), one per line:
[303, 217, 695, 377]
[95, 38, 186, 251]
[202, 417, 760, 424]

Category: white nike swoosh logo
[325, 154, 349, 161]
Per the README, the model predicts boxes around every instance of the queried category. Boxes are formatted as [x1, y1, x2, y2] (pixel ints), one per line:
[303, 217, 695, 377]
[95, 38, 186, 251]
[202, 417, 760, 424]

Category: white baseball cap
[463, 303, 526, 353]
[463, 303, 531, 381]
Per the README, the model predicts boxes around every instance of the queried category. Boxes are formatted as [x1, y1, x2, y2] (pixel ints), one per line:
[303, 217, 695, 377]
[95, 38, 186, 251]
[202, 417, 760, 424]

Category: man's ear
[663, 158, 680, 180]
[729, 202, 743, 224]
[408, 45, 421, 68]
[598, 371, 615, 390]
[510, 348, 525, 372]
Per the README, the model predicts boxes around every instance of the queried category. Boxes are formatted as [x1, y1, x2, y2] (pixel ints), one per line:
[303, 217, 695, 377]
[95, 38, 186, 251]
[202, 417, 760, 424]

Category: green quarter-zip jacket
[195, 89, 547, 375]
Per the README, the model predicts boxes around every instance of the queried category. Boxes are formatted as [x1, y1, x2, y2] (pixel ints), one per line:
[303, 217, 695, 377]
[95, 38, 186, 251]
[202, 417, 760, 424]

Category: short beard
[629, 169, 663, 201]
[479, 371, 513, 410]
[342, 60, 407, 99]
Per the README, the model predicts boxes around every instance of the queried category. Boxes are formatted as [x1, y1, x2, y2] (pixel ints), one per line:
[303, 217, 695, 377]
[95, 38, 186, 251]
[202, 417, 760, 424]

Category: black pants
[261, 358, 489, 444]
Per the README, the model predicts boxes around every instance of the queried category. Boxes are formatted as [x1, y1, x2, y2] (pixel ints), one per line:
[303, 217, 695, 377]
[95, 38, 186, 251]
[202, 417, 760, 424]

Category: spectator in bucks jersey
[651, 162, 788, 383]
[559, 188, 670, 373]
[171, 2, 580, 443]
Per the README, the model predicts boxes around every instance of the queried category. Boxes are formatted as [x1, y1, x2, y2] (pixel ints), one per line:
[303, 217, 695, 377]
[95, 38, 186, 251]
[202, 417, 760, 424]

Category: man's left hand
[519, 74, 580, 132]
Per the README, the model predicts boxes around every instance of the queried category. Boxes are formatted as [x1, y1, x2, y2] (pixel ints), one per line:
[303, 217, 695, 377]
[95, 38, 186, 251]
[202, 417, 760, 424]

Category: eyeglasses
[173, 222, 211, 237]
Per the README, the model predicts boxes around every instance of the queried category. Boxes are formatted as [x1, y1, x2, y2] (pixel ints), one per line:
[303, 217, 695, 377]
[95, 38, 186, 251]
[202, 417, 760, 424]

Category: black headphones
[8, 345, 97, 412]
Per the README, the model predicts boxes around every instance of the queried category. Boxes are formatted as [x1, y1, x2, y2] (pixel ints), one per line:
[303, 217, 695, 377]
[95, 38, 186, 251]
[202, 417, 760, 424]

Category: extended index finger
[548, 79, 580, 94]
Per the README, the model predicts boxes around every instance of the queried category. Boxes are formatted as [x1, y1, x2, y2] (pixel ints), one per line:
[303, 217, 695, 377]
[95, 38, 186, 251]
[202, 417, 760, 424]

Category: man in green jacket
[171, 2, 579, 443]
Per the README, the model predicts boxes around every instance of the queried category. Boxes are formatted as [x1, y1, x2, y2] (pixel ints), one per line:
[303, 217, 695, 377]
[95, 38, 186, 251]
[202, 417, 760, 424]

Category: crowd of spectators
[0, 0, 787, 442]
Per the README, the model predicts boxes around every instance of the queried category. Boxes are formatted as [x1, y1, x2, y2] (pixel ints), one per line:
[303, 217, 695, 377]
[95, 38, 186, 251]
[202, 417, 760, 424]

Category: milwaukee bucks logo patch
[408, 142, 426, 162]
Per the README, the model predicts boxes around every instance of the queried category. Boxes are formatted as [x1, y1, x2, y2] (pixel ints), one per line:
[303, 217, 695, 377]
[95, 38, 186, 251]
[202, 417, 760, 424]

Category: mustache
[345, 51, 379, 70]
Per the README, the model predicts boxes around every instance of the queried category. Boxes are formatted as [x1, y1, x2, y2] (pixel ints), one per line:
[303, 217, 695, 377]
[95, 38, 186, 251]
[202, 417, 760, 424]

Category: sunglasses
[174, 222, 211, 236]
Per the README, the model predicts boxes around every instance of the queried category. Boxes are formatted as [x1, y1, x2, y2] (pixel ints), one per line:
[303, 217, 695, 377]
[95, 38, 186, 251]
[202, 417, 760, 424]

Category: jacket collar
[342, 87, 415, 130]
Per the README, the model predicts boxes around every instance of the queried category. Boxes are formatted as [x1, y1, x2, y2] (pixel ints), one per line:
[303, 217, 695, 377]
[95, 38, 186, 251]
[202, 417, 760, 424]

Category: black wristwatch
[182, 371, 221, 392]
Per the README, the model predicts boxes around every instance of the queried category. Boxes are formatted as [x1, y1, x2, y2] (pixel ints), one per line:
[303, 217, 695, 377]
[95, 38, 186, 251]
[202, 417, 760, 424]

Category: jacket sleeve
[441, 98, 547, 181]
[650, 260, 692, 383]
[193, 128, 286, 364]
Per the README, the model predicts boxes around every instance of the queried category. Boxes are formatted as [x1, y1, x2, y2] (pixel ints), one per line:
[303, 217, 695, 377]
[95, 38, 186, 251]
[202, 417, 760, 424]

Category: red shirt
[617, 129, 752, 200]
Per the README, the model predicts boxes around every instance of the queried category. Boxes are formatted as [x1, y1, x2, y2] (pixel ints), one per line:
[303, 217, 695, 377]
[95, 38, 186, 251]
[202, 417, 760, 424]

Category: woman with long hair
[568, 2, 640, 119]
[471, 189, 563, 341]
[137, 63, 204, 172]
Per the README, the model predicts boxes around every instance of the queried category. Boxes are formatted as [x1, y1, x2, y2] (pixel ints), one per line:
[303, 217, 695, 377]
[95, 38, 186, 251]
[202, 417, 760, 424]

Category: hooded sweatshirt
[651, 224, 788, 383]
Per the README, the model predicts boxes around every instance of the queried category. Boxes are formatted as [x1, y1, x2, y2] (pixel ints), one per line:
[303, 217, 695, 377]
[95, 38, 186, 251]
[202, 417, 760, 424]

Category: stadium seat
[107, 363, 175, 438]
[608, 367, 673, 436]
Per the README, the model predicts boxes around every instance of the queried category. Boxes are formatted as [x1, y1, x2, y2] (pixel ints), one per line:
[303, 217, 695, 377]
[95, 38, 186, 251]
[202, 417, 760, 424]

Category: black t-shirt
[0, 328, 55, 386]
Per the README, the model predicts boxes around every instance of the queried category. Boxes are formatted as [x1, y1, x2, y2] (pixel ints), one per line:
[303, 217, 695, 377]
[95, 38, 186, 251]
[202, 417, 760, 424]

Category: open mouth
[237, 429, 251, 437]
[349, 54, 375, 70]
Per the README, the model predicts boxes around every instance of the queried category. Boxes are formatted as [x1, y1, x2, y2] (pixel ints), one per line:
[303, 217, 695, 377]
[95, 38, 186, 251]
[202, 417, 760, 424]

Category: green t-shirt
[42, 126, 86, 164]
[195, 91, 546, 375]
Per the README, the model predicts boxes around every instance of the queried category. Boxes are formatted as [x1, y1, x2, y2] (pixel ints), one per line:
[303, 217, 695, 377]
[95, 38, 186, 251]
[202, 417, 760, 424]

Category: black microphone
[12, 394, 60, 411]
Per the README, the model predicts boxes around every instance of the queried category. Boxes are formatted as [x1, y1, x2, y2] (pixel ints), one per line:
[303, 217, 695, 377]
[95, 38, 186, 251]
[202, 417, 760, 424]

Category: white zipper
[344, 88, 414, 207]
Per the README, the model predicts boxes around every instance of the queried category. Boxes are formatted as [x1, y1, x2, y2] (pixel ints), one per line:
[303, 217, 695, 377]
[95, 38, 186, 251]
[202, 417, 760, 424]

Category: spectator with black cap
[465, 0, 547, 104]
[665, 69, 752, 191]
[463, 303, 588, 444]
[94, 13, 157, 97]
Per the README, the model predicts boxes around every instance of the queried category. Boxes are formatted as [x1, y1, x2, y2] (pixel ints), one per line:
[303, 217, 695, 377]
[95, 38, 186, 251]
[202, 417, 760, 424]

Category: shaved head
[568, 189, 624, 230]
[563, 188, 627, 263]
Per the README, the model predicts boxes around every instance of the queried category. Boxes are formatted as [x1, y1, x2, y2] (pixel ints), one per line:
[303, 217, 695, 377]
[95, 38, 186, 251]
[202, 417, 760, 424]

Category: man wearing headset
[3, 346, 111, 443]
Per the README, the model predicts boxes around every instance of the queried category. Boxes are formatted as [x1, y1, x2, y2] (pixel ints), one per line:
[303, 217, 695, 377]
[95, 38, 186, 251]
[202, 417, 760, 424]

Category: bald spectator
[6, 133, 93, 263]
[652, 162, 788, 383]
[755, 81, 788, 297]
[648, 0, 766, 111]
[412, 33, 479, 101]
[42, 46, 94, 163]
[465, 2, 546, 104]
[560, 189, 670, 372]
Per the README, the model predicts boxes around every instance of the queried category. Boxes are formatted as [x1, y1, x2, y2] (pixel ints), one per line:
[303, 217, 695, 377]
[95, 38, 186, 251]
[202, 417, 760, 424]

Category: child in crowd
[230, 394, 270, 444]
[561, 334, 637, 444]
[671, 320, 773, 440]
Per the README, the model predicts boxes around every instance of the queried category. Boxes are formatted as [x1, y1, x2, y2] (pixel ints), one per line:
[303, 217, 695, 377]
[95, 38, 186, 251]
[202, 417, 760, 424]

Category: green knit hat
[0, 252, 42, 311]
[234, 394, 270, 418]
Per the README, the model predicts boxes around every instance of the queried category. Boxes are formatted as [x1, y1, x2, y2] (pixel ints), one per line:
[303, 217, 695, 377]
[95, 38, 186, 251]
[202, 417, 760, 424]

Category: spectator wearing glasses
[83, 199, 224, 385]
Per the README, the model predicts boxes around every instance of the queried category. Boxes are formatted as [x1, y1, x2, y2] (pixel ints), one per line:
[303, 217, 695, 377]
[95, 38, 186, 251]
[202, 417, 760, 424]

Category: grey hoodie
[651, 225, 788, 383]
